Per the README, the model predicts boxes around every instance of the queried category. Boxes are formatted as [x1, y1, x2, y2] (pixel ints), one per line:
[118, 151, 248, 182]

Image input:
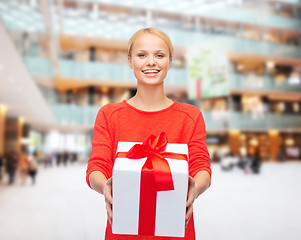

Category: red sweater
[86, 100, 211, 240]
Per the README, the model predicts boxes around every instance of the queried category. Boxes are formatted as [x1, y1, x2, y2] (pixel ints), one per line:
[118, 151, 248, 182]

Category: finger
[185, 217, 191, 227]
[185, 205, 193, 227]
[105, 190, 113, 204]
[105, 179, 113, 204]
[106, 203, 113, 226]
[186, 204, 193, 222]
[186, 177, 195, 207]
[107, 212, 112, 225]
[186, 190, 195, 207]
[106, 202, 112, 219]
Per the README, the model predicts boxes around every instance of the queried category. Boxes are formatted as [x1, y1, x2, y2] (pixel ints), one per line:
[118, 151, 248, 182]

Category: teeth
[143, 70, 159, 73]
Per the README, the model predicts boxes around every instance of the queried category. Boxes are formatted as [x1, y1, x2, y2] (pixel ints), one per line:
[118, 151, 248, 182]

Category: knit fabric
[86, 100, 211, 240]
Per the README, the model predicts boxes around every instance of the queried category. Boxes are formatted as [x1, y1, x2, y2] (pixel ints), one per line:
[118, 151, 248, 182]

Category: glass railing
[25, 56, 187, 86]
[24, 56, 54, 77]
[50, 104, 100, 127]
[60, 59, 187, 85]
[276, 0, 301, 5]
[229, 73, 301, 92]
[203, 111, 301, 130]
[230, 112, 301, 130]
[25, 56, 301, 92]
[60, 21, 301, 59]
[167, 31, 301, 59]
[50, 104, 301, 130]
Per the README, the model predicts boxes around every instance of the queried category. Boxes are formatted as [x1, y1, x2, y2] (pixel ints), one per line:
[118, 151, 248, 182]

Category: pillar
[17, 117, 24, 154]
[269, 130, 280, 161]
[0, 104, 6, 156]
[229, 130, 240, 155]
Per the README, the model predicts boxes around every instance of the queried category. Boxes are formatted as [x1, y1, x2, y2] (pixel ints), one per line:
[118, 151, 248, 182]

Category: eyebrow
[136, 50, 167, 53]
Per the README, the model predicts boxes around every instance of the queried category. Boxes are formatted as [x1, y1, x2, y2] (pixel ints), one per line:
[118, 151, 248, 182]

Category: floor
[0, 161, 300, 240]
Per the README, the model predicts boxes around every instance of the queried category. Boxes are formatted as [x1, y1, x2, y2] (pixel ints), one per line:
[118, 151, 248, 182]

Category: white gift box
[112, 141, 189, 237]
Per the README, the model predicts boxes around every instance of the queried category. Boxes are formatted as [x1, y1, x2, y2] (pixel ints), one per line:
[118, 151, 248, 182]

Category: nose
[146, 55, 156, 66]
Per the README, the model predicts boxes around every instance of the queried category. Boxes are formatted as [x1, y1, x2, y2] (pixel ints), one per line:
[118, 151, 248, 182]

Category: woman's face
[128, 33, 172, 86]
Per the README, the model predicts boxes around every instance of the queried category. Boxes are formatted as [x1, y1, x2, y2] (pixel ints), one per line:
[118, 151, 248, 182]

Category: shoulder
[97, 101, 127, 120]
[173, 101, 202, 122]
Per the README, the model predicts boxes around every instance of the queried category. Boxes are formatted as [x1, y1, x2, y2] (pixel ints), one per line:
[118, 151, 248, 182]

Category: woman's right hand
[103, 178, 113, 225]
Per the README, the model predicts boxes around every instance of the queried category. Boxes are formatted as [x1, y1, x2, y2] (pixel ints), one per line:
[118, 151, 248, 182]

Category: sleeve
[188, 111, 212, 182]
[86, 107, 113, 189]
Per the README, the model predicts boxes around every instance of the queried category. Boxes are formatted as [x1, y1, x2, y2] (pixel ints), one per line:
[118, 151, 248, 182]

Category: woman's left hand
[186, 176, 196, 227]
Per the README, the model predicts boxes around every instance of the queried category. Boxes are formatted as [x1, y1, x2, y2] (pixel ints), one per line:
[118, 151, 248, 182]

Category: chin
[136, 75, 167, 86]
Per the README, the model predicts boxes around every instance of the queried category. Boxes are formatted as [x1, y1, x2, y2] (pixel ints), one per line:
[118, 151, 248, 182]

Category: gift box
[112, 132, 188, 237]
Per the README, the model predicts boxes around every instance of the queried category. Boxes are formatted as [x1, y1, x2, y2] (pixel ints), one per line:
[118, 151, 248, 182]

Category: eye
[138, 53, 146, 58]
[156, 54, 164, 58]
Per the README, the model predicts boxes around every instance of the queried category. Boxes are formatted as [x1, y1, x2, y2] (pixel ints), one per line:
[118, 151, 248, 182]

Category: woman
[28, 152, 38, 185]
[86, 28, 211, 239]
[19, 150, 29, 185]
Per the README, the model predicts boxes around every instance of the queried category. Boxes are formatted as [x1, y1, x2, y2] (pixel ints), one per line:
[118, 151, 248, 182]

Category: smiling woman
[86, 28, 212, 240]
[126, 28, 174, 111]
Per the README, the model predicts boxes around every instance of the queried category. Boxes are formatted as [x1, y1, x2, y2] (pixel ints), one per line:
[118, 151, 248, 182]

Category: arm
[89, 171, 108, 195]
[193, 170, 211, 198]
[86, 106, 114, 224]
[86, 107, 113, 188]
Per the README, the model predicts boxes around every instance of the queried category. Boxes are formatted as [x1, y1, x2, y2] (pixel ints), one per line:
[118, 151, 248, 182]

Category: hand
[186, 176, 196, 227]
[103, 178, 113, 225]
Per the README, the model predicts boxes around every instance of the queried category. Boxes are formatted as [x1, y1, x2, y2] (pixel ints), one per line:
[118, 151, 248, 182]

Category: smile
[142, 69, 161, 76]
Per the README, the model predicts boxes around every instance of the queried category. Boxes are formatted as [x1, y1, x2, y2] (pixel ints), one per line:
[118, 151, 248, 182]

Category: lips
[142, 69, 161, 77]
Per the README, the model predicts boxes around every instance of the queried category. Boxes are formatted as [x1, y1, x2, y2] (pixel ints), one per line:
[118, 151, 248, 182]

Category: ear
[128, 56, 133, 69]
[168, 57, 172, 69]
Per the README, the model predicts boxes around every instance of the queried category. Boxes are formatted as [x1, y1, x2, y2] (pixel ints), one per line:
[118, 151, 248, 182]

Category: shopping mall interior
[0, 0, 301, 164]
[1, 1, 301, 240]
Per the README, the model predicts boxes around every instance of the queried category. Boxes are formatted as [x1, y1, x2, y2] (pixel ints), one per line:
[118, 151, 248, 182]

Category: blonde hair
[128, 28, 174, 59]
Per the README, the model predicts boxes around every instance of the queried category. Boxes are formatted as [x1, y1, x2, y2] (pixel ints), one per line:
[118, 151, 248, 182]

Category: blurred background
[0, 0, 301, 240]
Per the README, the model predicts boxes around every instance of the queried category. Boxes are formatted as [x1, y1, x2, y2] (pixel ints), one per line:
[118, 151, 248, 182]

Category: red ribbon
[116, 132, 187, 236]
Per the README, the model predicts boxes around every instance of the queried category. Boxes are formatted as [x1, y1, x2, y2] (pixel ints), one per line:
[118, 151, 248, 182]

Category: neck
[129, 83, 172, 111]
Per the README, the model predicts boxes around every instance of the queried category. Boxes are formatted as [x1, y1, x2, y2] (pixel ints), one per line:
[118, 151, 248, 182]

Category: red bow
[116, 132, 187, 236]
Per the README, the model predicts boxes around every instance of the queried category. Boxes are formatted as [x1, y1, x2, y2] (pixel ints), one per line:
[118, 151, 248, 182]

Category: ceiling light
[0, 104, 7, 112]
[269, 130, 278, 135]
[288, 73, 301, 85]
[19, 117, 25, 123]
[266, 61, 275, 70]
[237, 64, 244, 70]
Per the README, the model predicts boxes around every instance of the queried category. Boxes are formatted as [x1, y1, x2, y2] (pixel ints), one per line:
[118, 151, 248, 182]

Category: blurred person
[28, 152, 38, 185]
[0, 153, 4, 181]
[73, 152, 78, 164]
[250, 152, 261, 174]
[212, 150, 220, 163]
[56, 152, 63, 166]
[86, 28, 211, 240]
[63, 151, 69, 166]
[19, 150, 30, 185]
[44, 153, 55, 168]
[277, 151, 285, 162]
[37, 151, 44, 164]
[6, 151, 18, 185]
